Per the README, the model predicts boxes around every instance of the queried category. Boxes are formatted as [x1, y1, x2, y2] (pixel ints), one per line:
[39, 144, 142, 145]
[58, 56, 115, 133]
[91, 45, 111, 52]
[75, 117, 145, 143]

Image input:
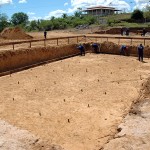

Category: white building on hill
[83, 6, 120, 17]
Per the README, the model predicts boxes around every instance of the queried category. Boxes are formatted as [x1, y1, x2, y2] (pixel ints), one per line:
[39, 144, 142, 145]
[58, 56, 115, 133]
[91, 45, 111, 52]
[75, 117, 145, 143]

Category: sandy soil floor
[103, 98, 150, 150]
[0, 53, 150, 150]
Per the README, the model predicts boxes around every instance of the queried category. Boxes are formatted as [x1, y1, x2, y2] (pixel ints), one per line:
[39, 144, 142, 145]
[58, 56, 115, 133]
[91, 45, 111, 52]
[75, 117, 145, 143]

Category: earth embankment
[0, 42, 150, 74]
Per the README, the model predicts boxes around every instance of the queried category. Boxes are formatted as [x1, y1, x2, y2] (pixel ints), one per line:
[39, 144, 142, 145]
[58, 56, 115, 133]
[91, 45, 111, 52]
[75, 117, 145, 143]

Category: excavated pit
[0, 41, 150, 150]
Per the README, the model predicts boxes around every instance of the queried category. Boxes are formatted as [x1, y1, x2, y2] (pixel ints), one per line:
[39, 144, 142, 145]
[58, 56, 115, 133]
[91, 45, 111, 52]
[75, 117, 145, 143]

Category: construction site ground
[0, 52, 150, 150]
[0, 30, 150, 150]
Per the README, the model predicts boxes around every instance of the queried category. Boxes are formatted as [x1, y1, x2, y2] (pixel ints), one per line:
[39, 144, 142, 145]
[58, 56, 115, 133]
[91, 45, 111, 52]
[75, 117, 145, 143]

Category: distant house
[83, 6, 120, 17]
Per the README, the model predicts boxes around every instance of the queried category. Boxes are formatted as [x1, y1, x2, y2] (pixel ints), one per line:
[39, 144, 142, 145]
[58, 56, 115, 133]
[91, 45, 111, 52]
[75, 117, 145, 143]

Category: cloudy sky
[0, 0, 150, 20]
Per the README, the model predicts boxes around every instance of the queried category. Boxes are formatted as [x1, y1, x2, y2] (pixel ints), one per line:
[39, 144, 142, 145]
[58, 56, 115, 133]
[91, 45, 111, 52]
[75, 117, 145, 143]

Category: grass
[106, 13, 131, 21]
[99, 13, 150, 28]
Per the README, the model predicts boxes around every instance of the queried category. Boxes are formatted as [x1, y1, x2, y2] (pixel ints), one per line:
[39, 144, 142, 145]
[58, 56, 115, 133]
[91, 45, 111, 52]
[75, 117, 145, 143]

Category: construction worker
[44, 30, 47, 39]
[120, 45, 128, 56]
[92, 43, 100, 53]
[141, 28, 146, 36]
[77, 43, 85, 56]
[137, 44, 144, 62]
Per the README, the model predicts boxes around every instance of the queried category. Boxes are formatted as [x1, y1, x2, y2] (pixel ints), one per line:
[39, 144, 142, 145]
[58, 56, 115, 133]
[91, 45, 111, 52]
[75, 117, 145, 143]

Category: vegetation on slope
[0, 6, 150, 32]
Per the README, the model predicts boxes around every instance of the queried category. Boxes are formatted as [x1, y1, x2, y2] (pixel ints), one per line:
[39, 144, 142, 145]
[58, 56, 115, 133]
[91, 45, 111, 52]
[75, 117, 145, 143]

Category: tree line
[0, 11, 96, 32]
[0, 6, 150, 32]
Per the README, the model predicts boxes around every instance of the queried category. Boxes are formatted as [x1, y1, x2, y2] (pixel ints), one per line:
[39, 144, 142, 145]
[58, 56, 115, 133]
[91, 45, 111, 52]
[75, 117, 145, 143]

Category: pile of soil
[95, 27, 150, 35]
[0, 27, 33, 40]
[95, 28, 121, 34]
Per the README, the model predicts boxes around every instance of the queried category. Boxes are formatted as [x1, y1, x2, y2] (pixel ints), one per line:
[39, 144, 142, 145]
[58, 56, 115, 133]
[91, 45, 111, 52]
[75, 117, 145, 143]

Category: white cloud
[19, 0, 27, 4]
[67, 0, 131, 13]
[27, 12, 42, 21]
[64, 2, 68, 6]
[44, 9, 66, 19]
[134, 0, 149, 3]
[43, 0, 131, 19]
[29, 16, 42, 21]
[0, 0, 12, 5]
[67, 6, 79, 13]
[133, 0, 149, 10]
[41, 0, 149, 20]
[107, 0, 130, 11]
[27, 12, 35, 15]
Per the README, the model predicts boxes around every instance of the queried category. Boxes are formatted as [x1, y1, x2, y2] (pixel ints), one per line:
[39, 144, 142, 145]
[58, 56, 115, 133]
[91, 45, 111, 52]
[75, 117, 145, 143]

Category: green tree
[62, 13, 67, 18]
[39, 20, 53, 30]
[131, 9, 144, 21]
[0, 13, 9, 32]
[143, 5, 150, 20]
[74, 11, 81, 17]
[11, 12, 28, 26]
[51, 16, 55, 21]
[29, 20, 39, 31]
[74, 8, 82, 17]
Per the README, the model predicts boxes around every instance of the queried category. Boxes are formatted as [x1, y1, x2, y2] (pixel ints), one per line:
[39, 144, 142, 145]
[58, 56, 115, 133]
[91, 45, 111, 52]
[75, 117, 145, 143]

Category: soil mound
[95, 28, 121, 34]
[0, 27, 33, 40]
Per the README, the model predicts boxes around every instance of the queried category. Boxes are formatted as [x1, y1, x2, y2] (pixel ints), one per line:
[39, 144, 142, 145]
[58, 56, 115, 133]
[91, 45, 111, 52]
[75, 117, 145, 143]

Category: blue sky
[0, 0, 150, 20]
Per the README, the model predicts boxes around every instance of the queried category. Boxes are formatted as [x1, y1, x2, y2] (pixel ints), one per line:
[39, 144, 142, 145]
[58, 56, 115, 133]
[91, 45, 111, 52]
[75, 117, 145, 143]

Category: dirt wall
[95, 27, 150, 34]
[101, 41, 150, 58]
[0, 42, 150, 74]
[0, 44, 79, 73]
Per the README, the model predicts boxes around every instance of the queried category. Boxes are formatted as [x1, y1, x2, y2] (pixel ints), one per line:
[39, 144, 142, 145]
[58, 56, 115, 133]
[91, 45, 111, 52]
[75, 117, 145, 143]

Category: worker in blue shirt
[92, 43, 100, 53]
[120, 45, 128, 55]
[77, 44, 85, 56]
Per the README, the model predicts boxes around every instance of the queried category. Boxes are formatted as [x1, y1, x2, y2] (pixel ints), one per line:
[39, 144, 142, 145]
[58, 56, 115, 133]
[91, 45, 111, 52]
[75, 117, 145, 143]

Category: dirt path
[0, 54, 150, 150]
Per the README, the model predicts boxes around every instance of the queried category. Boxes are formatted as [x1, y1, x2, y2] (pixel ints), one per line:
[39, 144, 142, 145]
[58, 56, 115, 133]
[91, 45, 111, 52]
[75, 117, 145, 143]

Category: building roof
[83, 5, 120, 11]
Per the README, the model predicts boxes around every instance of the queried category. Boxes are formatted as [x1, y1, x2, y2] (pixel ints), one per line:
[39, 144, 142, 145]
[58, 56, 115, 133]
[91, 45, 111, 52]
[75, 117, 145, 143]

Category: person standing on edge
[44, 30, 47, 39]
[77, 43, 85, 56]
[137, 44, 144, 62]
[142, 28, 146, 36]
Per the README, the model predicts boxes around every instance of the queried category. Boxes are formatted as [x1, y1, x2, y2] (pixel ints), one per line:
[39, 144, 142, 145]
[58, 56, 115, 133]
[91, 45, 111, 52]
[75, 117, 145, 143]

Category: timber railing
[0, 35, 150, 50]
[85, 35, 150, 46]
[0, 35, 85, 50]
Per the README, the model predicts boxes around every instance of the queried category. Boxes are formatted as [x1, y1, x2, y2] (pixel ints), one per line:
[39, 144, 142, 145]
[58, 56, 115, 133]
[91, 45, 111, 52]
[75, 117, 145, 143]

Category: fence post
[118, 38, 120, 45]
[57, 38, 59, 45]
[13, 44, 14, 50]
[85, 36, 86, 42]
[68, 37, 70, 44]
[30, 42, 31, 48]
[44, 39, 46, 47]
[77, 36, 79, 43]
[130, 38, 132, 45]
